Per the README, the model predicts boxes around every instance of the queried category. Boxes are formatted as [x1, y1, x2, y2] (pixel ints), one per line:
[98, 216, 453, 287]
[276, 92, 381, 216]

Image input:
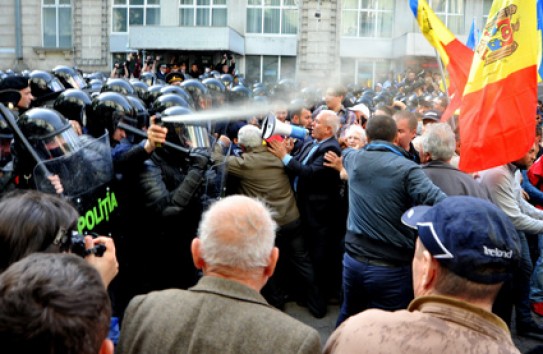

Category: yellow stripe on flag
[464, 2, 538, 95]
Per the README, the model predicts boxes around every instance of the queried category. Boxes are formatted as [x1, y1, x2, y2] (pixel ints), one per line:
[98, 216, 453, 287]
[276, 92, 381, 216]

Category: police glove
[190, 148, 210, 170]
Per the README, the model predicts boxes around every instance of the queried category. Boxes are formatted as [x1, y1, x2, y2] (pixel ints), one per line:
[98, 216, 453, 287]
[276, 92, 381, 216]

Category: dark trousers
[493, 231, 534, 326]
[336, 252, 414, 327]
[263, 219, 325, 315]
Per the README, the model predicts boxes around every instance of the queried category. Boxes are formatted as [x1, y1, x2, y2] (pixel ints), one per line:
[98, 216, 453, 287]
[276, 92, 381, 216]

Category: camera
[315, 10, 321, 19]
[69, 232, 106, 258]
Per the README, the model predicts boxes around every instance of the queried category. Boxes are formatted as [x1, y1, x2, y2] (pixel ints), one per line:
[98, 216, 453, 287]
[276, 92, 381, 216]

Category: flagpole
[434, 48, 449, 96]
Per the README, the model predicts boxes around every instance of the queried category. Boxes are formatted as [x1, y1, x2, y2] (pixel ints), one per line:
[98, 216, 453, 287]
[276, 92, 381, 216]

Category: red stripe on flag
[459, 65, 537, 172]
[440, 39, 473, 122]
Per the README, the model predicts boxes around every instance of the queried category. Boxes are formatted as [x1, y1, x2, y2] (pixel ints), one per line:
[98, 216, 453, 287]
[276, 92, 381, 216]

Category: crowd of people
[0, 60, 541, 353]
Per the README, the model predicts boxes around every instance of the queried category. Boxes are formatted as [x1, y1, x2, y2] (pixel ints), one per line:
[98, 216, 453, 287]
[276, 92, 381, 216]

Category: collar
[423, 160, 458, 170]
[365, 140, 409, 158]
[409, 295, 512, 337]
[189, 276, 271, 308]
[316, 136, 333, 144]
[506, 163, 518, 175]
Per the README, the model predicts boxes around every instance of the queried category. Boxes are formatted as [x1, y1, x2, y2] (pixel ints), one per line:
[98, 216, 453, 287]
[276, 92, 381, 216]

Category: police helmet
[209, 70, 221, 79]
[88, 79, 103, 93]
[29, 70, 65, 105]
[145, 84, 164, 108]
[229, 85, 252, 103]
[16, 108, 80, 161]
[220, 74, 233, 88]
[126, 95, 150, 130]
[161, 106, 209, 150]
[52, 65, 87, 90]
[88, 92, 135, 139]
[101, 78, 135, 96]
[130, 80, 149, 101]
[53, 89, 92, 127]
[152, 93, 190, 114]
[140, 72, 156, 87]
[180, 79, 210, 110]
[159, 85, 195, 108]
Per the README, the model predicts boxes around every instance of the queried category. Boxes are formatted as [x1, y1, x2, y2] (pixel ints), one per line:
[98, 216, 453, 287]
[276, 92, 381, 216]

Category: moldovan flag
[409, 0, 473, 122]
[459, 0, 538, 172]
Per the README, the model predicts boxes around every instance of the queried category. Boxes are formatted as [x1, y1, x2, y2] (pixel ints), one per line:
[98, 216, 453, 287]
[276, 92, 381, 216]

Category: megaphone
[261, 114, 308, 140]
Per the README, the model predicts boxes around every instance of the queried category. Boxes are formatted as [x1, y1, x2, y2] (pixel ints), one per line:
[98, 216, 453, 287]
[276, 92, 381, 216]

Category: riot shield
[33, 132, 113, 198]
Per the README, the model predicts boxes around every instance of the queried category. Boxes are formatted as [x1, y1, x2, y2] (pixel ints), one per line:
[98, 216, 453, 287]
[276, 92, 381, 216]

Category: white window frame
[42, 0, 72, 48]
[246, 0, 298, 35]
[429, 0, 465, 35]
[179, 0, 228, 27]
[112, 0, 161, 33]
[341, 0, 394, 38]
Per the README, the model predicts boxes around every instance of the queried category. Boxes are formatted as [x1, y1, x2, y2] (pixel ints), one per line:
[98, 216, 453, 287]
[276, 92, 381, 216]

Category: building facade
[0, 0, 492, 86]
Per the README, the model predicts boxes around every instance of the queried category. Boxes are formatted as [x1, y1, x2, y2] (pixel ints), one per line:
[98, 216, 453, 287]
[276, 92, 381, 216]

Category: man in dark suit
[269, 110, 343, 305]
[117, 195, 321, 354]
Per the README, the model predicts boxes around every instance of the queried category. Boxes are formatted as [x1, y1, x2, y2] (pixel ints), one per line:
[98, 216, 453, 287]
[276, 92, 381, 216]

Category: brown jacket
[217, 144, 299, 226]
[324, 295, 520, 354]
[117, 276, 321, 354]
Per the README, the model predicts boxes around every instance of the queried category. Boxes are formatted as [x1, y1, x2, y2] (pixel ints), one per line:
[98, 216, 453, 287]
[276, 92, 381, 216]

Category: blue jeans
[530, 234, 543, 303]
[336, 253, 413, 327]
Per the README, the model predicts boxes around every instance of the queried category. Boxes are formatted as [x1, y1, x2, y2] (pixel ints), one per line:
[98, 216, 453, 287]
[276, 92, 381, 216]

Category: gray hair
[319, 110, 340, 136]
[421, 123, 456, 161]
[197, 195, 277, 270]
[237, 124, 263, 148]
[345, 124, 367, 144]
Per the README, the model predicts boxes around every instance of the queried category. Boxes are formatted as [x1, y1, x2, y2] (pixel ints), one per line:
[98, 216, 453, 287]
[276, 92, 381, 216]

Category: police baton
[0, 103, 54, 179]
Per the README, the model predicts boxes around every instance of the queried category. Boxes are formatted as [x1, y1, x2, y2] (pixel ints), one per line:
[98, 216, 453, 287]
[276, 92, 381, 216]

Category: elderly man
[214, 124, 325, 317]
[0, 253, 113, 354]
[337, 114, 446, 326]
[117, 195, 321, 354]
[324, 196, 521, 354]
[420, 123, 490, 199]
[269, 110, 343, 304]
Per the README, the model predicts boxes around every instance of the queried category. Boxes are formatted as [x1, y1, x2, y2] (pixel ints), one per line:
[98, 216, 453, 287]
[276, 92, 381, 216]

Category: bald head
[197, 195, 277, 270]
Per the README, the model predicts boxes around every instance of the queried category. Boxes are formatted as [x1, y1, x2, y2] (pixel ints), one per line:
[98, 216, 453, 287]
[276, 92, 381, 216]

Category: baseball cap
[348, 103, 370, 119]
[422, 110, 441, 122]
[401, 196, 520, 284]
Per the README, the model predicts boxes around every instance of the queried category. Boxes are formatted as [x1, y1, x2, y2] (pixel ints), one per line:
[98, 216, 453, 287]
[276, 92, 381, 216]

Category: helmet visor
[38, 128, 81, 159]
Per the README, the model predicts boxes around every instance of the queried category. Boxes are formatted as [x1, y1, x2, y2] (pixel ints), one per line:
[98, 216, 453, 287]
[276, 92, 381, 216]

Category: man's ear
[191, 238, 205, 270]
[264, 247, 279, 278]
[421, 250, 438, 291]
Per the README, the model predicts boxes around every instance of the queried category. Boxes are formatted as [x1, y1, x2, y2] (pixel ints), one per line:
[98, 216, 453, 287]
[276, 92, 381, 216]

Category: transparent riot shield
[33, 132, 113, 198]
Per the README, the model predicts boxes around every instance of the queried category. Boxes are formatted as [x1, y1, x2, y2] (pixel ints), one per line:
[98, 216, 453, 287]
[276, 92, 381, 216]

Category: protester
[324, 196, 521, 354]
[336, 114, 446, 326]
[117, 195, 321, 354]
[0, 253, 113, 354]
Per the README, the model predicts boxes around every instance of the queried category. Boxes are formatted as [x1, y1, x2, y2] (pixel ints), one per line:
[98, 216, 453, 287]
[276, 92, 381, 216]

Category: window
[429, 0, 465, 34]
[245, 55, 296, 84]
[112, 0, 160, 33]
[179, 0, 227, 27]
[341, 0, 393, 38]
[43, 0, 72, 48]
[247, 0, 298, 35]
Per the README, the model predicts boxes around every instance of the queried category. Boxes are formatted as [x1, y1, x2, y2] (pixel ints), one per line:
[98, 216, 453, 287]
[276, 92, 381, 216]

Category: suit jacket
[214, 144, 300, 226]
[287, 137, 342, 229]
[117, 276, 322, 354]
